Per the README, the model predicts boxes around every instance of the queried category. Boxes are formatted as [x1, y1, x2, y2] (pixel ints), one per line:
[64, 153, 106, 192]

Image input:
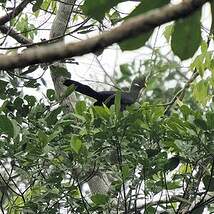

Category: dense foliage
[0, 0, 214, 213]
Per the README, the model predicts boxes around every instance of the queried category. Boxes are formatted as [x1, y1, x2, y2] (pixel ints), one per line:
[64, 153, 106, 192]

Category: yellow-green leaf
[70, 136, 82, 154]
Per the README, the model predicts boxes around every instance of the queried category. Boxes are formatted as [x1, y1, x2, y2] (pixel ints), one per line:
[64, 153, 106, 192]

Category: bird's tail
[63, 79, 100, 100]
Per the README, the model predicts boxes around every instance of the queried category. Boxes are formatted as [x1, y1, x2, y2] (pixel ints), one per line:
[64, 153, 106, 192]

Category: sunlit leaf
[192, 80, 209, 104]
[75, 101, 87, 115]
[70, 136, 82, 154]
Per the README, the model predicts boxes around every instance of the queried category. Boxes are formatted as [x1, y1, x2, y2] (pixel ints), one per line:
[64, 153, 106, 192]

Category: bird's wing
[100, 91, 134, 107]
[98, 91, 115, 106]
[121, 93, 134, 105]
[63, 79, 101, 100]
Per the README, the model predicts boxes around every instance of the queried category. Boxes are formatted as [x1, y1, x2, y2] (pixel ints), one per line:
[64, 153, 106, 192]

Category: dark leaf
[206, 112, 214, 129]
[24, 95, 36, 106]
[46, 89, 56, 101]
[91, 194, 109, 205]
[46, 107, 63, 126]
[24, 79, 40, 88]
[194, 118, 207, 130]
[171, 10, 201, 60]
[50, 66, 71, 78]
[191, 206, 205, 214]
[203, 175, 214, 191]
[82, 0, 123, 21]
[32, 0, 43, 12]
[120, 0, 169, 50]
[0, 115, 15, 138]
[0, 80, 8, 96]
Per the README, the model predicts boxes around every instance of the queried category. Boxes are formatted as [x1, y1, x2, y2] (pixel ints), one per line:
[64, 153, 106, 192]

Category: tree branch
[0, 0, 210, 70]
[0, 0, 33, 25]
[0, 25, 32, 44]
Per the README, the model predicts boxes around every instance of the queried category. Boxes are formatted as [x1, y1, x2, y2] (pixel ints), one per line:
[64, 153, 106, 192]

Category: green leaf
[190, 54, 205, 76]
[75, 101, 87, 115]
[171, 10, 201, 60]
[122, 165, 131, 180]
[63, 85, 75, 98]
[165, 181, 181, 190]
[191, 206, 205, 214]
[151, 106, 164, 121]
[11, 119, 19, 139]
[203, 175, 214, 191]
[38, 130, 49, 146]
[179, 164, 192, 174]
[206, 112, 214, 129]
[146, 149, 159, 158]
[115, 91, 121, 115]
[120, 0, 169, 50]
[82, 0, 123, 21]
[46, 89, 56, 101]
[42, 0, 53, 10]
[190, 42, 211, 77]
[0, 79, 8, 96]
[120, 64, 132, 77]
[46, 107, 62, 127]
[14, 97, 23, 109]
[145, 207, 156, 213]
[129, 0, 169, 17]
[109, 10, 121, 25]
[50, 66, 71, 78]
[93, 106, 111, 120]
[70, 136, 82, 154]
[192, 80, 209, 104]
[32, 0, 44, 12]
[194, 118, 207, 130]
[163, 24, 173, 42]
[24, 95, 36, 106]
[91, 194, 109, 205]
[180, 105, 192, 119]
[201, 40, 208, 54]
[24, 79, 40, 88]
[0, 115, 15, 138]
[120, 32, 152, 51]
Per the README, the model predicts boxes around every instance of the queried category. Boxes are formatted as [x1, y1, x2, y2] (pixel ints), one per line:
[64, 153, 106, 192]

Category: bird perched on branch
[63, 76, 146, 110]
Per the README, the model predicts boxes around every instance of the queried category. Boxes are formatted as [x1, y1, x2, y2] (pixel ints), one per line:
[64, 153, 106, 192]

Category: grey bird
[63, 76, 146, 110]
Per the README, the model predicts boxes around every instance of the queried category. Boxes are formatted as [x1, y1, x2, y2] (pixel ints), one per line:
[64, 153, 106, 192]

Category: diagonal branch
[0, 0, 33, 25]
[0, 0, 210, 70]
[164, 71, 199, 115]
[0, 25, 32, 44]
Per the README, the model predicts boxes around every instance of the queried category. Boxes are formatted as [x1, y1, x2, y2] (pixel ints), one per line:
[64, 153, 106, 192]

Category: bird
[63, 76, 146, 110]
